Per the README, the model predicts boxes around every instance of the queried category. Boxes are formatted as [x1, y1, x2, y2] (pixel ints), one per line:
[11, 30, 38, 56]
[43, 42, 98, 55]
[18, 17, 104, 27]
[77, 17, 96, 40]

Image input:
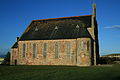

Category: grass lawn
[0, 65, 120, 80]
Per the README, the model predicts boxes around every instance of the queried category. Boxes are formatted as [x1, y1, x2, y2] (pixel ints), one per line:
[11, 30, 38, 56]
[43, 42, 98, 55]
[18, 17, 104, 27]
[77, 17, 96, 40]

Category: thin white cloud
[105, 25, 120, 29]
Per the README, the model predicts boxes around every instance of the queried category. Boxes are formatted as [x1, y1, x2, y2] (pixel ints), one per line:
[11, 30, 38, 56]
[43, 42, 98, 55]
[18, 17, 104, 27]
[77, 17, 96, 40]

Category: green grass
[0, 65, 120, 80]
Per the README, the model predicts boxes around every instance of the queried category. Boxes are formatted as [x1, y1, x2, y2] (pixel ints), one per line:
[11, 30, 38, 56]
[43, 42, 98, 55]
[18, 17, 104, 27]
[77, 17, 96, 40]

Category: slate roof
[19, 15, 92, 41]
[11, 42, 18, 48]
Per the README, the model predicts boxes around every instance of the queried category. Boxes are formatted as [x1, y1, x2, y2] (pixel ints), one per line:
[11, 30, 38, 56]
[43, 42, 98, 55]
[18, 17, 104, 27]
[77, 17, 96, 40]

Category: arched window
[67, 42, 70, 57]
[81, 40, 84, 51]
[43, 43, 47, 58]
[55, 42, 58, 58]
[87, 41, 90, 52]
[33, 43, 36, 58]
[22, 43, 26, 57]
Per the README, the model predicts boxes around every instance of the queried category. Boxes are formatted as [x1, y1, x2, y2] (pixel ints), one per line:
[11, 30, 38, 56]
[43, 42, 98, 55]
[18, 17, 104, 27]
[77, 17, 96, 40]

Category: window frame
[33, 43, 36, 58]
[43, 43, 47, 58]
[22, 43, 26, 57]
[55, 42, 59, 58]
[66, 42, 71, 57]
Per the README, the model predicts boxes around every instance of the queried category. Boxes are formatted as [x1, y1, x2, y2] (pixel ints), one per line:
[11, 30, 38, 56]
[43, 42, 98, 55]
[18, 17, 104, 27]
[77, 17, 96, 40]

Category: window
[81, 40, 84, 51]
[67, 42, 70, 57]
[55, 42, 58, 58]
[22, 43, 26, 57]
[33, 43, 36, 58]
[87, 41, 90, 52]
[43, 43, 47, 58]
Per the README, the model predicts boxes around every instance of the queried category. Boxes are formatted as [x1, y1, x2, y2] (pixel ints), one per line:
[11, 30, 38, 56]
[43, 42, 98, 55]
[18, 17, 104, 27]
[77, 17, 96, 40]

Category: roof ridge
[32, 15, 92, 22]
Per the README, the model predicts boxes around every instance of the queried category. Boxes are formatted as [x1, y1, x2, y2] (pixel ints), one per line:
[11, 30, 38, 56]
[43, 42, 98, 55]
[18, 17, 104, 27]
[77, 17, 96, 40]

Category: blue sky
[0, 0, 120, 55]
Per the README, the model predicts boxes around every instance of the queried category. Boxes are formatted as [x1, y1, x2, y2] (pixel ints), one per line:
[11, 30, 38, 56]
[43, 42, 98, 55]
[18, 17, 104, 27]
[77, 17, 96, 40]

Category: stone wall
[77, 38, 92, 66]
[11, 38, 92, 66]
[10, 48, 18, 65]
[18, 39, 77, 66]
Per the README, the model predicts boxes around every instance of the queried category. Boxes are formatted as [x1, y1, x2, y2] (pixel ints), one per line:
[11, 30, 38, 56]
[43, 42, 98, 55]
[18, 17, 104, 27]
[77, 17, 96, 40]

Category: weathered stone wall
[77, 38, 92, 66]
[10, 48, 18, 65]
[18, 39, 77, 66]
[10, 38, 92, 66]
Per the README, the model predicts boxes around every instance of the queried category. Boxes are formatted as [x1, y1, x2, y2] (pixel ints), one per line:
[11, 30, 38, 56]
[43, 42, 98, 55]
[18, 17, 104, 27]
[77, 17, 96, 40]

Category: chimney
[16, 37, 19, 42]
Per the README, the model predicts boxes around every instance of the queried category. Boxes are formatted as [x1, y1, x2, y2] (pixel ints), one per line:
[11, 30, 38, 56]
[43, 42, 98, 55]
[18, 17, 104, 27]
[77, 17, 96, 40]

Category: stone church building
[10, 3, 99, 66]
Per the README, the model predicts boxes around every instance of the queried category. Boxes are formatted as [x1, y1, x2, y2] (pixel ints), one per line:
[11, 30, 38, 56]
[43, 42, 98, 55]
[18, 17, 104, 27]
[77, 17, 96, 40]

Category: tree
[1, 52, 10, 65]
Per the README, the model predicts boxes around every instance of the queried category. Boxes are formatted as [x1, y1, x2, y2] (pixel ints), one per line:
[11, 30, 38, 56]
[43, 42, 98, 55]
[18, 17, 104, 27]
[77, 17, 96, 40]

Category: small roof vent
[76, 25, 79, 28]
[35, 27, 38, 31]
[55, 26, 58, 30]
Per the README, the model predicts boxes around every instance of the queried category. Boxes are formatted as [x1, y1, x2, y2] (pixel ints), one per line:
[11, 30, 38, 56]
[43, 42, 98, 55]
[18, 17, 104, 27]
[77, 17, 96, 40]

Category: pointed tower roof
[92, 0, 96, 17]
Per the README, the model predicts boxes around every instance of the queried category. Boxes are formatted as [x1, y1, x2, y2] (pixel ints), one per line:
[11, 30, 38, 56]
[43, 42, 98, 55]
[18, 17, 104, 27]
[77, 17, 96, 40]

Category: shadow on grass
[112, 76, 120, 80]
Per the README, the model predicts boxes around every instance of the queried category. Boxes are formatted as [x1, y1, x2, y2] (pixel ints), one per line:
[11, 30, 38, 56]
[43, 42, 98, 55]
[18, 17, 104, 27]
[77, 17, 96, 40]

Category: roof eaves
[11, 42, 18, 48]
[19, 21, 34, 41]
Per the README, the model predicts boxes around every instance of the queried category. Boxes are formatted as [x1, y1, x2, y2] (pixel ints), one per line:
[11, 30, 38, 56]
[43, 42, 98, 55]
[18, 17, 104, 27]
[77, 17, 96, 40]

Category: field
[0, 65, 120, 80]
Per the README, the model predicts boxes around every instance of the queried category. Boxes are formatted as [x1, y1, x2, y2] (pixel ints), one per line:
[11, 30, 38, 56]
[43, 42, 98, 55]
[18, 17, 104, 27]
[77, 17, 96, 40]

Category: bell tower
[92, 0, 96, 18]
[91, 0, 99, 65]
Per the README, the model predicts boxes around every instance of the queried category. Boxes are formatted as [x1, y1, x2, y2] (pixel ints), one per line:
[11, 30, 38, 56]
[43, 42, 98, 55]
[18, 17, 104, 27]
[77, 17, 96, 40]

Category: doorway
[15, 59, 17, 65]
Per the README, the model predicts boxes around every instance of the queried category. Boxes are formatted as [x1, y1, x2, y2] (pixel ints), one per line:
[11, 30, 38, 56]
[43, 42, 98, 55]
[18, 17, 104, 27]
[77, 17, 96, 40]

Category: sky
[0, 0, 120, 56]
